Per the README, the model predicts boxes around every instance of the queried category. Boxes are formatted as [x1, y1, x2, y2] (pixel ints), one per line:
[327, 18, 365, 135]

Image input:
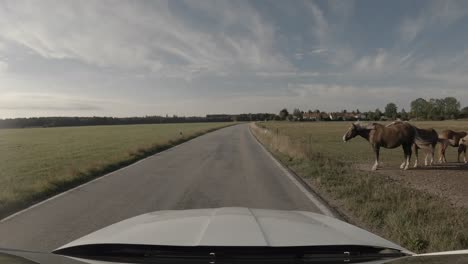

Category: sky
[0, 0, 468, 118]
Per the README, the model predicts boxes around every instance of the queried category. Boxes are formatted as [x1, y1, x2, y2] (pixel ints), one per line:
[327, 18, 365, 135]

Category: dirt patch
[357, 163, 468, 209]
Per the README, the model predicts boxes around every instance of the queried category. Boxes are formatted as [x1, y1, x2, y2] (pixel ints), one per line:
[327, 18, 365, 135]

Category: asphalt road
[0, 124, 324, 252]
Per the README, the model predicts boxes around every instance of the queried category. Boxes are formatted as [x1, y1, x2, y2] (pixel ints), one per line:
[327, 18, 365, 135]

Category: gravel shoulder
[358, 163, 468, 209]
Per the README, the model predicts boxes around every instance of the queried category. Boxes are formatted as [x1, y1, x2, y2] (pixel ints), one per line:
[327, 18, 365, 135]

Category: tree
[427, 98, 443, 120]
[374, 108, 382, 121]
[461, 106, 468, 118]
[443, 97, 461, 119]
[279, 108, 289, 120]
[411, 98, 430, 120]
[293, 108, 303, 121]
[384, 103, 398, 120]
[400, 108, 409, 120]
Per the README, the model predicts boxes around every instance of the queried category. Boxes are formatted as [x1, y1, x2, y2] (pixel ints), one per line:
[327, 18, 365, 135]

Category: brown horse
[438, 130, 467, 163]
[343, 122, 415, 170]
[458, 135, 468, 163]
[387, 121, 439, 167]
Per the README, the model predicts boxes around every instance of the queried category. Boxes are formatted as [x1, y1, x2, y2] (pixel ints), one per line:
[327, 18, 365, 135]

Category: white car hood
[57, 207, 410, 253]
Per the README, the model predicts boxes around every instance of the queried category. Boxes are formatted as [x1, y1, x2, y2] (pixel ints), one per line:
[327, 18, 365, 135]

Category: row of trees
[277, 97, 467, 121]
[0, 115, 231, 129]
[0, 113, 280, 129]
[410, 97, 464, 120]
[381, 97, 465, 121]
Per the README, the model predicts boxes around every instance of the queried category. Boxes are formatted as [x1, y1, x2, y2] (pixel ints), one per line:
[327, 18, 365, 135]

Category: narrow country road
[0, 124, 325, 252]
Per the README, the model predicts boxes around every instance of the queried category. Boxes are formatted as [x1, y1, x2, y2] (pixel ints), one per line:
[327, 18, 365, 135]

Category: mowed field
[252, 120, 468, 253]
[0, 122, 232, 218]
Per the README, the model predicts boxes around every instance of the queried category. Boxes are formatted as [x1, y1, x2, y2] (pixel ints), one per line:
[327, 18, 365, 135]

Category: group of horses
[342, 121, 468, 170]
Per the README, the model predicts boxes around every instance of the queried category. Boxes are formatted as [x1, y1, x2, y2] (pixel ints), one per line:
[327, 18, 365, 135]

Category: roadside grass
[251, 121, 468, 253]
[0, 122, 233, 219]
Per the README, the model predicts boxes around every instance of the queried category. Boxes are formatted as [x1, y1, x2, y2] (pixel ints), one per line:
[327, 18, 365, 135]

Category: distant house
[303, 111, 328, 121]
[329, 112, 351, 121]
[302, 112, 322, 121]
[329, 112, 366, 121]
[297, 111, 369, 121]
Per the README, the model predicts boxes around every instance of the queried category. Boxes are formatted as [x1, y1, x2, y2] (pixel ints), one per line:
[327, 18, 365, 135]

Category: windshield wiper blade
[54, 244, 408, 263]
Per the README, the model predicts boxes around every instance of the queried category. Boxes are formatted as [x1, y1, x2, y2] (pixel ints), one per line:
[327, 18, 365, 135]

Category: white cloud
[0, 92, 114, 111]
[294, 52, 304, 60]
[305, 1, 330, 46]
[0, 0, 293, 78]
[286, 82, 468, 112]
[353, 49, 389, 73]
[414, 49, 468, 86]
[304, 2, 355, 66]
[0, 60, 7, 73]
[399, 17, 426, 43]
[399, 0, 468, 42]
[352, 49, 413, 74]
[254, 71, 324, 78]
[309, 48, 328, 54]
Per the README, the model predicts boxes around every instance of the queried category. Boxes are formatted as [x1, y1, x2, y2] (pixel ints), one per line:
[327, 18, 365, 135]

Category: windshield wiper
[54, 244, 408, 263]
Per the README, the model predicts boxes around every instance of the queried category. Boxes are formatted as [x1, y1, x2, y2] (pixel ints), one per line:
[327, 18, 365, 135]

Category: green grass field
[0, 122, 232, 218]
[252, 120, 468, 253]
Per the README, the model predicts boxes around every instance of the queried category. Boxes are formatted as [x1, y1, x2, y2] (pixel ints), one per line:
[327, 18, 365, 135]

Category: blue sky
[0, 0, 467, 118]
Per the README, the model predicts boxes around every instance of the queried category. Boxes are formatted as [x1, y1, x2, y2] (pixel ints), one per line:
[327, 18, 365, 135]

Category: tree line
[385, 97, 466, 121]
[0, 115, 232, 129]
[277, 97, 467, 121]
[1, 96, 466, 128]
[0, 113, 279, 129]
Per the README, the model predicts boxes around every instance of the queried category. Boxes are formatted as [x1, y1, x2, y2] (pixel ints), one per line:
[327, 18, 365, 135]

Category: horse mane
[386, 119, 408, 127]
[354, 122, 380, 130]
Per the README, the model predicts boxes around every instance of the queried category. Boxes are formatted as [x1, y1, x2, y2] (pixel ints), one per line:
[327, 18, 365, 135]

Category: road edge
[248, 123, 341, 219]
[1, 123, 238, 223]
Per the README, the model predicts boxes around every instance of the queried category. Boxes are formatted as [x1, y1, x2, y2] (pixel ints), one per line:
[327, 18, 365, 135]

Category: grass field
[252, 120, 468, 253]
[0, 122, 232, 218]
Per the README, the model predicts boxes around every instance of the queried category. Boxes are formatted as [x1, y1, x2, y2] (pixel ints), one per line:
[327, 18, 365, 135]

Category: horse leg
[422, 145, 429, 166]
[413, 144, 419, 168]
[404, 144, 412, 170]
[400, 145, 407, 169]
[458, 144, 466, 163]
[463, 145, 468, 163]
[439, 141, 447, 163]
[372, 145, 380, 171]
[463, 146, 467, 163]
[429, 144, 435, 166]
[457, 144, 464, 163]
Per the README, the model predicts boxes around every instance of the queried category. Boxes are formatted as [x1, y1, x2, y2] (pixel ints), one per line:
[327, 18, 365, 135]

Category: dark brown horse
[387, 121, 439, 167]
[412, 127, 439, 167]
[343, 122, 415, 170]
[438, 130, 467, 163]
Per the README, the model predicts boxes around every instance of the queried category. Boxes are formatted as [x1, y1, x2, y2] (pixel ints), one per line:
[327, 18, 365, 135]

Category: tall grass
[251, 122, 468, 253]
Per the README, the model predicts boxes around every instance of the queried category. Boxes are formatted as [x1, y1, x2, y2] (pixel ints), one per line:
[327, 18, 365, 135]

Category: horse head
[343, 123, 358, 142]
[343, 122, 376, 142]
